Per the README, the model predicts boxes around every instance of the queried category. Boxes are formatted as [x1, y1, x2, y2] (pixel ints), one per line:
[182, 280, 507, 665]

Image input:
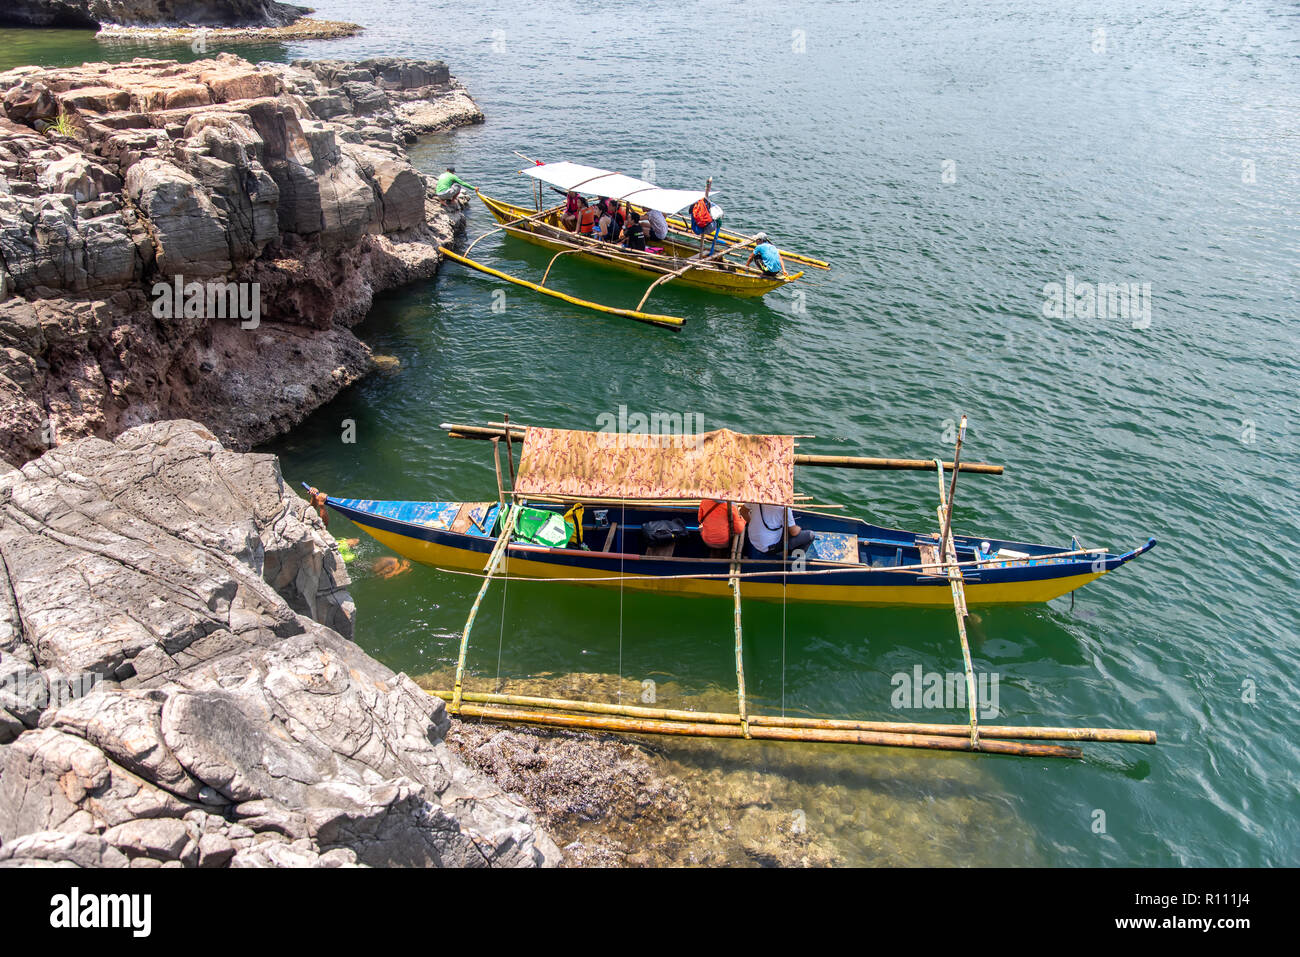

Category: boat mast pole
[936, 414, 979, 749]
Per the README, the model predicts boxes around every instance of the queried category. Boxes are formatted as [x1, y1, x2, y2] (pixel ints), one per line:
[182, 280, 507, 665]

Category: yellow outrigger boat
[440, 158, 830, 329]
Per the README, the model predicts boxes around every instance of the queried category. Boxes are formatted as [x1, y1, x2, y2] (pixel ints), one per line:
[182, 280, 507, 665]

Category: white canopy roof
[521, 161, 709, 215]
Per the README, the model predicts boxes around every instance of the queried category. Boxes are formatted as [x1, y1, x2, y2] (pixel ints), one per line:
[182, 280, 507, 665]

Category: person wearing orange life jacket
[698, 499, 746, 554]
[574, 197, 598, 235]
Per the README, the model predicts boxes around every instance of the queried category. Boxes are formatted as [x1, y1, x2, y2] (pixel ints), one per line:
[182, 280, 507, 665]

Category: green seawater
[5, 0, 1296, 865]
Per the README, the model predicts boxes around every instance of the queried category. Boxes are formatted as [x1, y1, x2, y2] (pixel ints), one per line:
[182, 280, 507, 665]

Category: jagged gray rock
[0, 54, 480, 466]
[0, 421, 561, 867]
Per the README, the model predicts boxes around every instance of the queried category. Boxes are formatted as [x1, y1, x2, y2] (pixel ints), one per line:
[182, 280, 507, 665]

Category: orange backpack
[690, 198, 714, 230]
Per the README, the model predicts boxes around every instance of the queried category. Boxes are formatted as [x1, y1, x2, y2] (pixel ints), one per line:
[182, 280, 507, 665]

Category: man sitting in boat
[621, 210, 647, 251]
[644, 207, 669, 245]
[745, 233, 789, 278]
[744, 503, 813, 559]
[435, 167, 475, 208]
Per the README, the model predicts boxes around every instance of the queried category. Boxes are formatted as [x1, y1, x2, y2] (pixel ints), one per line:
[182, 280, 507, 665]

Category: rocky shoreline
[0, 53, 483, 468]
[0, 420, 558, 867]
[0, 0, 356, 34]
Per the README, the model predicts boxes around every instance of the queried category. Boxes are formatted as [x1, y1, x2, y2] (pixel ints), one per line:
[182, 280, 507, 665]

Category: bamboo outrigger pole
[429, 690, 1155, 743]
[730, 534, 750, 738]
[936, 415, 979, 749]
[451, 501, 519, 713]
[446, 702, 1083, 756]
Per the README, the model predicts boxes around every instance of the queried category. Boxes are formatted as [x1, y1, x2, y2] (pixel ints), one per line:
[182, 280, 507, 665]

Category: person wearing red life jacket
[698, 499, 746, 555]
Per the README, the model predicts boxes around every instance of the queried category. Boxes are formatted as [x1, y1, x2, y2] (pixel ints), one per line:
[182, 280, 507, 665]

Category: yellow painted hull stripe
[352, 521, 1108, 607]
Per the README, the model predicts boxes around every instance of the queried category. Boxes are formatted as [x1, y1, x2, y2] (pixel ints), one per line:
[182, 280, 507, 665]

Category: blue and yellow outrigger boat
[306, 417, 1159, 757]
[318, 491, 1153, 607]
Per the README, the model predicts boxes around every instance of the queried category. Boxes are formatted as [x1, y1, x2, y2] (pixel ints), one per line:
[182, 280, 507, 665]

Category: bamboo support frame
[662, 214, 831, 270]
[936, 417, 980, 749]
[463, 201, 563, 258]
[451, 502, 519, 713]
[540, 247, 588, 285]
[438, 248, 686, 329]
[730, 535, 750, 738]
[634, 232, 768, 311]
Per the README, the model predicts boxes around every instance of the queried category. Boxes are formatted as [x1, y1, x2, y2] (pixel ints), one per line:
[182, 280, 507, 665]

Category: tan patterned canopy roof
[513, 427, 795, 505]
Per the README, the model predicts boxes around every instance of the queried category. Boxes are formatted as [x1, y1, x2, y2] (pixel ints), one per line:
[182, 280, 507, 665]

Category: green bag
[507, 506, 572, 547]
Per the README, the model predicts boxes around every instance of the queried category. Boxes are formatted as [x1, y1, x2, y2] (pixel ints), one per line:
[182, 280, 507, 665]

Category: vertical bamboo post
[492, 437, 505, 509]
[729, 531, 750, 738]
[696, 176, 712, 258]
[502, 412, 517, 489]
[936, 422, 979, 749]
[451, 502, 519, 713]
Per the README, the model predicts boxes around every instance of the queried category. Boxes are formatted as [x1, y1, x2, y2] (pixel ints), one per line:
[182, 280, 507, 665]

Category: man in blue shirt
[746, 232, 788, 277]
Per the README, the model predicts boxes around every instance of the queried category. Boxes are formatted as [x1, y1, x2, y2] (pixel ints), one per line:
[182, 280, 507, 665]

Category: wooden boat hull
[477, 193, 795, 298]
[321, 496, 1155, 607]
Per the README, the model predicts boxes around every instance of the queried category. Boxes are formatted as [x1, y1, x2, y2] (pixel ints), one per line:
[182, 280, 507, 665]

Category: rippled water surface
[7, 0, 1297, 865]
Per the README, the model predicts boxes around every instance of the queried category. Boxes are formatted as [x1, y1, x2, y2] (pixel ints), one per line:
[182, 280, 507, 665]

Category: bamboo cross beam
[441, 423, 1004, 474]
[451, 502, 519, 713]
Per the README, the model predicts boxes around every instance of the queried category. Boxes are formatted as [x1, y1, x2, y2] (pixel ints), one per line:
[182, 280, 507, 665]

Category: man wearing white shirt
[644, 208, 668, 242]
[744, 503, 814, 558]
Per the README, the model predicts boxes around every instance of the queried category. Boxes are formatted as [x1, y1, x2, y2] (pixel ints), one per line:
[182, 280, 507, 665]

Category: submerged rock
[0, 54, 481, 466]
[0, 421, 560, 867]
